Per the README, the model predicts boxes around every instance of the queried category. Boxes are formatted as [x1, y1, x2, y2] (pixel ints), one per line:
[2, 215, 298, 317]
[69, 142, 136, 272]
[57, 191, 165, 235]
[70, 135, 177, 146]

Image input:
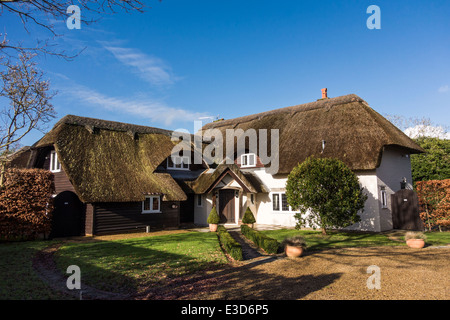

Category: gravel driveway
[184, 246, 449, 300]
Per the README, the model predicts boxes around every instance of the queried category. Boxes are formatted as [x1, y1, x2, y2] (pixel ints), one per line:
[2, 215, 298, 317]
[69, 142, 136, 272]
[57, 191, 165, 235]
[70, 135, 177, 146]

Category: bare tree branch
[1, 0, 147, 58]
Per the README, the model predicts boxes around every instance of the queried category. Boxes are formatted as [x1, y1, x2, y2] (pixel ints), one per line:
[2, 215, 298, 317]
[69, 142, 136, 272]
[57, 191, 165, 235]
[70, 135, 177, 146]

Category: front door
[219, 189, 235, 223]
[391, 189, 424, 230]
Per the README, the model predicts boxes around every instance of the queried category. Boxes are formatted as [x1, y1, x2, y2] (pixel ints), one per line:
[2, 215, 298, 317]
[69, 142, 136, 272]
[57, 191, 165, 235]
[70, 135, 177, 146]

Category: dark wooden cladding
[53, 170, 76, 194]
[93, 201, 180, 235]
[85, 204, 94, 236]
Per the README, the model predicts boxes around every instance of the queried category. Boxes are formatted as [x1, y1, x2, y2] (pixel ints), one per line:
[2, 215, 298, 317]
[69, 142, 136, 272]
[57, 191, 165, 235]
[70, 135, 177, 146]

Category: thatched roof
[202, 94, 424, 174]
[34, 115, 187, 203]
[6, 146, 33, 168]
[187, 163, 269, 194]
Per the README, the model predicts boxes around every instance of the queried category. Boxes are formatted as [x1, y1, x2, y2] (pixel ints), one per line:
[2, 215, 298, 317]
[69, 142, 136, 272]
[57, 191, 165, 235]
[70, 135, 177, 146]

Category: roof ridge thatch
[204, 94, 364, 129]
[55, 114, 175, 136]
[201, 94, 424, 173]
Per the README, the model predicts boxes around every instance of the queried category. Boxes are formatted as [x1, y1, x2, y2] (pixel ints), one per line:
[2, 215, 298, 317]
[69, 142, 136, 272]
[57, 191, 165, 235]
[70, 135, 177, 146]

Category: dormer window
[167, 156, 189, 170]
[50, 150, 61, 172]
[241, 153, 256, 168]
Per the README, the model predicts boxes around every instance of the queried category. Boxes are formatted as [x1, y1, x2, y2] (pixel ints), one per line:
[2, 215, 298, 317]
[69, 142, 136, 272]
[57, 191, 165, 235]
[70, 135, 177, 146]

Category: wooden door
[50, 191, 84, 238]
[391, 189, 423, 231]
[219, 189, 235, 223]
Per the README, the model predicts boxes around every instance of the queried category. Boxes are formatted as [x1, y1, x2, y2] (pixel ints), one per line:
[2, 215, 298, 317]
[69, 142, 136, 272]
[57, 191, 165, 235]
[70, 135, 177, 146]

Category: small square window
[142, 196, 161, 213]
[241, 153, 256, 168]
[168, 156, 190, 170]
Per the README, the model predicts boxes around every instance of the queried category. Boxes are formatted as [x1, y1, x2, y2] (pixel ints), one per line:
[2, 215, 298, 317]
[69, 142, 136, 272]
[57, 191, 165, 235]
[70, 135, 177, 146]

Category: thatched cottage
[16, 92, 424, 236]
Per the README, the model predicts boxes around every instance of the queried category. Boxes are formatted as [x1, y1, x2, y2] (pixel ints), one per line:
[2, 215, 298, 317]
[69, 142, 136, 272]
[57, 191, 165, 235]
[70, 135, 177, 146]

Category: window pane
[167, 156, 174, 168]
[152, 197, 159, 211]
[197, 194, 202, 206]
[249, 154, 255, 166]
[242, 155, 248, 166]
[143, 198, 150, 211]
[272, 194, 280, 211]
[50, 152, 55, 171]
[282, 194, 289, 211]
[183, 157, 189, 168]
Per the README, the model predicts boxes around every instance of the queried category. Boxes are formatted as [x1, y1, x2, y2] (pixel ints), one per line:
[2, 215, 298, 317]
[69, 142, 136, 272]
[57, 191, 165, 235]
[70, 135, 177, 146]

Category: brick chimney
[321, 88, 328, 99]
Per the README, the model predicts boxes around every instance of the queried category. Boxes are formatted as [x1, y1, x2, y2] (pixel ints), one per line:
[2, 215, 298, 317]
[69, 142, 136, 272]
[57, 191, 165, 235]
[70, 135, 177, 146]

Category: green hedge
[241, 225, 280, 254]
[217, 225, 243, 261]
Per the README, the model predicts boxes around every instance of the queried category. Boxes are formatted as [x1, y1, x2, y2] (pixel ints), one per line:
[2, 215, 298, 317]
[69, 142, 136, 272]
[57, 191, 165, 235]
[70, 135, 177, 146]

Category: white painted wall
[194, 193, 213, 226]
[375, 146, 413, 231]
[193, 147, 414, 232]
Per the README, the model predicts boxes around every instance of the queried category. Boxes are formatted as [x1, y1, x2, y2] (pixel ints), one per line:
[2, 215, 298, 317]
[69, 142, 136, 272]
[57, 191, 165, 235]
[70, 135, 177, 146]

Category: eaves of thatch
[33, 115, 187, 203]
[202, 94, 425, 174]
[187, 163, 269, 194]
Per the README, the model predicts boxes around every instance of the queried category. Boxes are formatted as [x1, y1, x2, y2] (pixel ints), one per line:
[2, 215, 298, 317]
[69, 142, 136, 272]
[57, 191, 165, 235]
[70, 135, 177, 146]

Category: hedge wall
[0, 168, 55, 241]
[241, 225, 280, 254]
[416, 179, 450, 231]
[216, 225, 243, 261]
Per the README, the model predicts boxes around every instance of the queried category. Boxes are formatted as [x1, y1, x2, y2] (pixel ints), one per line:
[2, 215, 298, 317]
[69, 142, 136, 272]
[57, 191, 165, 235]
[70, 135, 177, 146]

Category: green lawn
[262, 229, 450, 250]
[0, 240, 67, 299]
[54, 231, 228, 294]
[423, 231, 450, 246]
[261, 229, 402, 250]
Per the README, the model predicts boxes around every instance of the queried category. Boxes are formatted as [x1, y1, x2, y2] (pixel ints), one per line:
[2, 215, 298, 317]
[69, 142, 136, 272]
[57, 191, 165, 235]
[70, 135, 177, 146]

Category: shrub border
[240, 225, 280, 254]
[216, 225, 243, 261]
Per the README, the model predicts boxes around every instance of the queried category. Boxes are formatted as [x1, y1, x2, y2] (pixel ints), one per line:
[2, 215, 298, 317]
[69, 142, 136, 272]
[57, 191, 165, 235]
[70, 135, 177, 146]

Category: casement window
[196, 194, 203, 207]
[167, 156, 189, 170]
[381, 188, 388, 209]
[250, 193, 255, 205]
[142, 196, 161, 213]
[241, 153, 256, 168]
[272, 192, 292, 212]
[50, 150, 61, 172]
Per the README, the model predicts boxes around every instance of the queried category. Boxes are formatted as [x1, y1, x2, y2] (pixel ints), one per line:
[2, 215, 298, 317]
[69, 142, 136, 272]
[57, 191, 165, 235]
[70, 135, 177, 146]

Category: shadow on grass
[53, 232, 228, 298]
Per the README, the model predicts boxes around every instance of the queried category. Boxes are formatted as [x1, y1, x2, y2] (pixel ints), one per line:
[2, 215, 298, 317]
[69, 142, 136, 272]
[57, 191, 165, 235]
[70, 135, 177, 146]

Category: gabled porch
[186, 164, 268, 226]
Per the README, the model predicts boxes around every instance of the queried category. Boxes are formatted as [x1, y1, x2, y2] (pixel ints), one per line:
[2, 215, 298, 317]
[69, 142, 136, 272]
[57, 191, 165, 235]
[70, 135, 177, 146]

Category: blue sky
[2, 0, 450, 146]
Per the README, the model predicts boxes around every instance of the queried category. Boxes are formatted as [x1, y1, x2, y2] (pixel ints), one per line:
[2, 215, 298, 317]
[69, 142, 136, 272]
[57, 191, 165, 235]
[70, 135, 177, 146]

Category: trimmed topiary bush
[207, 206, 220, 224]
[242, 207, 256, 225]
[241, 225, 280, 254]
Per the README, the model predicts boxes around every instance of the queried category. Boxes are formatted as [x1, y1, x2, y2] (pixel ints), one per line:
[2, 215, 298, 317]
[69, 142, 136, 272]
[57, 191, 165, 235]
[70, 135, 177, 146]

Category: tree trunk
[0, 155, 8, 188]
[321, 227, 327, 235]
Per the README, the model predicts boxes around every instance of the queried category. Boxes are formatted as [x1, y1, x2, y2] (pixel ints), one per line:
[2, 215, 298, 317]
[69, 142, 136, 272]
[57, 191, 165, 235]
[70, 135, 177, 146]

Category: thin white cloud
[438, 85, 449, 93]
[68, 85, 208, 126]
[103, 45, 178, 87]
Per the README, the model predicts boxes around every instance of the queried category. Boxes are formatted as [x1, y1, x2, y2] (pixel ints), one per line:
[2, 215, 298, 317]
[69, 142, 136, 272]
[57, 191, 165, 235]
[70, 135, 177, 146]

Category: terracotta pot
[406, 239, 425, 249]
[209, 224, 218, 232]
[285, 245, 304, 258]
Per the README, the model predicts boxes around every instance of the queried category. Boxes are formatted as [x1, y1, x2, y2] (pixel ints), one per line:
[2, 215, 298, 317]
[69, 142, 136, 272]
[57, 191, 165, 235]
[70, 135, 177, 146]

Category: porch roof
[186, 163, 268, 194]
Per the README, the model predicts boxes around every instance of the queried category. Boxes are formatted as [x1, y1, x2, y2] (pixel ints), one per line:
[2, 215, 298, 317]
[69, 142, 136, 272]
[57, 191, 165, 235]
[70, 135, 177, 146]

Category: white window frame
[142, 196, 161, 214]
[196, 194, 203, 207]
[241, 153, 256, 168]
[167, 156, 190, 170]
[272, 192, 293, 213]
[50, 150, 61, 173]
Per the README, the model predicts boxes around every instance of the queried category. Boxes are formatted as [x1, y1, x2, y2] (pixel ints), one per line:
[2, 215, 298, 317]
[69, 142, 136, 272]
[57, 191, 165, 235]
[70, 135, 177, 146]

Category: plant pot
[406, 239, 425, 249]
[285, 245, 304, 258]
[209, 224, 218, 232]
